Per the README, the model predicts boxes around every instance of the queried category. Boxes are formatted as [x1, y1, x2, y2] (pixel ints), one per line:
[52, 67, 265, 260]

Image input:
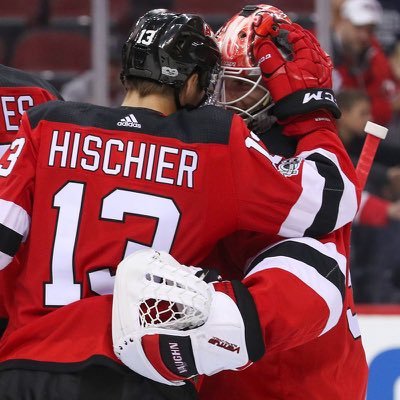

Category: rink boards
[358, 305, 400, 400]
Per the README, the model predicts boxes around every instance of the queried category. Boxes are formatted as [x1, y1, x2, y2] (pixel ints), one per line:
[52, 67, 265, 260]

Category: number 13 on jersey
[45, 181, 181, 306]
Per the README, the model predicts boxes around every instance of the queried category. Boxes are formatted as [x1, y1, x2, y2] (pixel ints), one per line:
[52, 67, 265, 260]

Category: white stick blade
[364, 121, 388, 139]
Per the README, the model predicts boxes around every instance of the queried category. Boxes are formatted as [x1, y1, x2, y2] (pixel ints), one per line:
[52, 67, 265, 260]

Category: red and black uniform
[0, 101, 357, 399]
[0, 64, 62, 338]
[0, 64, 62, 157]
[197, 126, 368, 400]
[199, 231, 367, 400]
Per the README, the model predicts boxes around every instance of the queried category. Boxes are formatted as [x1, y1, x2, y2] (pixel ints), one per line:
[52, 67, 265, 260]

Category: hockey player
[0, 65, 62, 336]
[110, 5, 366, 400]
[0, 9, 358, 400]
[195, 5, 368, 399]
[0, 64, 62, 157]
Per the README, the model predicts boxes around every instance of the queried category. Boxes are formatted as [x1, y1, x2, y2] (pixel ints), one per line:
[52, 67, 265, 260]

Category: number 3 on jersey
[0, 138, 25, 177]
[45, 181, 181, 306]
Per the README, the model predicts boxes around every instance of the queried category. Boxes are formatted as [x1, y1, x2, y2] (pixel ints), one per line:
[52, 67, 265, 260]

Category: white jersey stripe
[246, 255, 343, 335]
[300, 148, 358, 231]
[0, 199, 30, 240]
[279, 148, 358, 237]
[0, 250, 13, 270]
[279, 160, 325, 237]
[245, 237, 347, 278]
[258, 237, 347, 276]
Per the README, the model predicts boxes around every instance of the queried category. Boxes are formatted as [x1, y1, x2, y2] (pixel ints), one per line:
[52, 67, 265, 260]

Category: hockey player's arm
[111, 240, 347, 384]
[112, 249, 265, 386]
[243, 236, 346, 354]
[232, 118, 358, 238]
[232, 22, 358, 237]
[0, 112, 34, 270]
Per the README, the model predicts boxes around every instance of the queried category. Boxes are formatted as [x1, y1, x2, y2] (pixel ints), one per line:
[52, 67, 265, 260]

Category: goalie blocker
[112, 249, 265, 385]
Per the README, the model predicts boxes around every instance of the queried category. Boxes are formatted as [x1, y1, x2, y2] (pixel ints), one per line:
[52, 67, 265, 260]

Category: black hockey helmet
[121, 9, 220, 94]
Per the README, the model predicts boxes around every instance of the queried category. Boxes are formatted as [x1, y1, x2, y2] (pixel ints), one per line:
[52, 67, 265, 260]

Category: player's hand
[112, 249, 265, 386]
[253, 22, 341, 121]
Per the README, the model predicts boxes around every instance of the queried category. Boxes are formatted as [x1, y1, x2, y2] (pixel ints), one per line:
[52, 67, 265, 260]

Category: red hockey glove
[112, 249, 265, 386]
[253, 22, 341, 127]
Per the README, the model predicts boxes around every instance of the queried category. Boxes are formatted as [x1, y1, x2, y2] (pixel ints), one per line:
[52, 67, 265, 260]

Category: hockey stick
[355, 121, 388, 190]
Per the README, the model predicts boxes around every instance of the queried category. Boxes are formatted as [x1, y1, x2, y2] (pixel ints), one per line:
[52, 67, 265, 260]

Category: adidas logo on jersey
[117, 114, 142, 128]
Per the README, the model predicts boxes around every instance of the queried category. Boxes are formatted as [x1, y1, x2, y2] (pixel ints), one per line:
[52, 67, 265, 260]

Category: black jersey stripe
[247, 240, 345, 299]
[27, 102, 233, 145]
[304, 153, 344, 237]
[0, 224, 23, 257]
[0, 65, 62, 99]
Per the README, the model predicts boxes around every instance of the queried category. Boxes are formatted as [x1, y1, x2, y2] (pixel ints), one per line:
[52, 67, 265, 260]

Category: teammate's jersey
[0, 65, 62, 328]
[0, 100, 358, 371]
[0, 65, 62, 157]
[198, 125, 368, 399]
[199, 230, 368, 399]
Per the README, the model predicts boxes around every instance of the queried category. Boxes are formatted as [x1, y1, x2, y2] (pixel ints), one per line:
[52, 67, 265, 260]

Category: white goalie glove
[112, 249, 265, 386]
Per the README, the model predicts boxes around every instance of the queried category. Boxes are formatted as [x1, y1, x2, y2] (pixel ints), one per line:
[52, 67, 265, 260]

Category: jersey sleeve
[243, 235, 346, 353]
[0, 113, 35, 270]
[230, 115, 359, 238]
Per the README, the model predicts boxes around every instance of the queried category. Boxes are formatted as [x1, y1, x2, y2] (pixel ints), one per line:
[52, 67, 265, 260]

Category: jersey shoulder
[26, 102, 238, 145]
[0, 64, 62, 99]
[164, 105, 236, 144]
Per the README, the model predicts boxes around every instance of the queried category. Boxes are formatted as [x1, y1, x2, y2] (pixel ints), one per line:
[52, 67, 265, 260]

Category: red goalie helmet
[215, 4, 291, 133]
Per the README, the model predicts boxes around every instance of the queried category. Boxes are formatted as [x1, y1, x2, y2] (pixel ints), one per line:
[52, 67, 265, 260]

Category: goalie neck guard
[121, 9, 220, 96]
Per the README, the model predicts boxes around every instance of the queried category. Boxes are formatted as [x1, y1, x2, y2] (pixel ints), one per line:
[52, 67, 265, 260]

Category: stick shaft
[355, 134, 381, 190]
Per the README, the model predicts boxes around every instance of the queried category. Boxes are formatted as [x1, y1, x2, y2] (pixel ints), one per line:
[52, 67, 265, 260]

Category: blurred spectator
[336, 88, 400, 303]
[337, 89, 400, 223]
[332, 0, 400, 126]
[60, 37, 124, 106]
[387, 40, 400, 146]
[375, 0, 400, 53]
[331, 0, 345, 27]
[337, 89, 400, 196]
[389, 41, 400, 82]
[355, 191, 400, 226]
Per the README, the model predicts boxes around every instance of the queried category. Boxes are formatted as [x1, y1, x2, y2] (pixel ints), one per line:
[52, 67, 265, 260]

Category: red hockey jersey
[197, 126, 368, 399]
[198, 228, 368, 399]
[0, 64, 62, 157]
[0, 65, 62, 325]
[0, 101, 358, 372]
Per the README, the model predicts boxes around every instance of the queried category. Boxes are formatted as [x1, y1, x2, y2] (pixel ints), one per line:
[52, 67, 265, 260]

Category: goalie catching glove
[112, 249, 265, 386]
